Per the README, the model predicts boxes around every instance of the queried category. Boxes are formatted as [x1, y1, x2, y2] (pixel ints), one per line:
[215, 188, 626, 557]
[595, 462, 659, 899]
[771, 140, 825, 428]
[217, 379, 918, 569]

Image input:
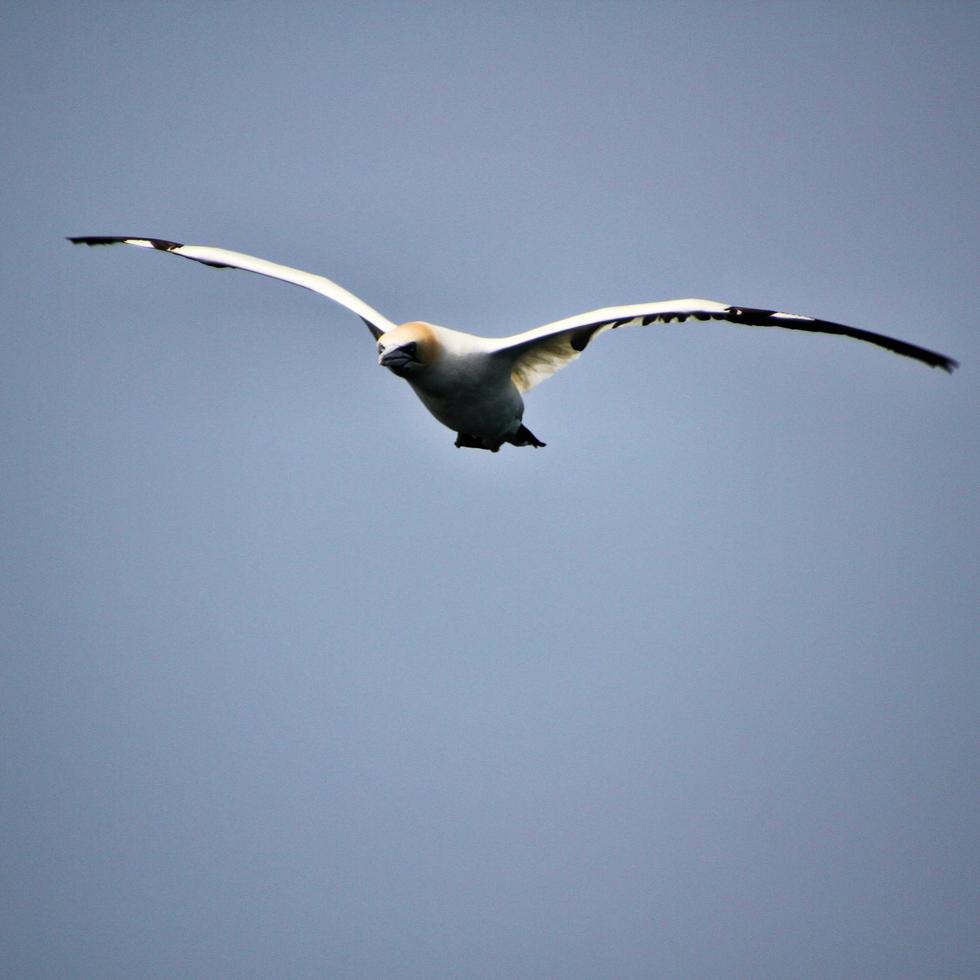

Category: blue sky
[2, 2, 977, 977]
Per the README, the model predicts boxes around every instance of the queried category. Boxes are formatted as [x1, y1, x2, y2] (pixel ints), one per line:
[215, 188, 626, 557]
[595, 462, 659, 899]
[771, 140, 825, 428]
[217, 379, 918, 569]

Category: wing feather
[491, 299, 957, 392]
[68, 236, 397, 339]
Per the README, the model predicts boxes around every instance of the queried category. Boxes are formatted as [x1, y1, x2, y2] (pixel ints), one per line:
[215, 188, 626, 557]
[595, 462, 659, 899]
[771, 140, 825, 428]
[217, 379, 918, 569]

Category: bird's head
[377, 322, 437, 378]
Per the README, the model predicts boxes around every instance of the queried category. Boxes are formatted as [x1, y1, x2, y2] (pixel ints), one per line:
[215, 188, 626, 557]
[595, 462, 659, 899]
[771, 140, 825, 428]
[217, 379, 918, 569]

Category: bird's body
[69, 236, 957, 451]
[377, 321, 538, 450]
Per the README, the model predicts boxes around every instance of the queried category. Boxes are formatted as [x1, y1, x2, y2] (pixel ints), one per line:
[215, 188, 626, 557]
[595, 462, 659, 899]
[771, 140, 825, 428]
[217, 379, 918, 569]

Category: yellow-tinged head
[377, 321, 439, 377]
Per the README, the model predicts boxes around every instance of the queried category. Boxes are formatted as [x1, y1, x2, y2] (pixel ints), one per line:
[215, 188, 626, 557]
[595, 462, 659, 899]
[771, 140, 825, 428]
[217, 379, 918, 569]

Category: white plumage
[69, 237, 957, 452]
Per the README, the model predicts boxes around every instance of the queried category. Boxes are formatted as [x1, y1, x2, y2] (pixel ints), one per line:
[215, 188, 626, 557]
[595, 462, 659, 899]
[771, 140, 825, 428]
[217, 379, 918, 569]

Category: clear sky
[2, 2, 977, 977]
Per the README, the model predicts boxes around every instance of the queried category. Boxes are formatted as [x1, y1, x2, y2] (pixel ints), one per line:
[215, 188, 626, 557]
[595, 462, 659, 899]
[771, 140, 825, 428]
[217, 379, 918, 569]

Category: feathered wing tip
[67, 236, 396, 337]
[497, 298, 958, 391]
[69, 236, 177, 248]
[68, 236, 235, 268]
[720, 306, 958, 373]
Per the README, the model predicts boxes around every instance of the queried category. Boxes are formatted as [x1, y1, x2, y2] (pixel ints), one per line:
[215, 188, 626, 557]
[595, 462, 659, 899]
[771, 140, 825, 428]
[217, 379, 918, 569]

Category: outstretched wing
[488, 298, 958, 392]
[68, 236, 397, 339]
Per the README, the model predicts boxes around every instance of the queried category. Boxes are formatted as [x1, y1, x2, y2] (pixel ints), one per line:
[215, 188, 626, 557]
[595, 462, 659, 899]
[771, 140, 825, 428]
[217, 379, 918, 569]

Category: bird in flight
[69, 236, 957, 452]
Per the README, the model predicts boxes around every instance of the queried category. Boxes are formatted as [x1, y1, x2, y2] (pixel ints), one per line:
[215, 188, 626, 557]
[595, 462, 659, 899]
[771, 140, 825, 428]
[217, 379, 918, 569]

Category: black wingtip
[67, 235, 239, 271]
[68, 236, 131, 246]
[722, 305, 959, 374]
[906, 347, 958, 372]
[67, 236, 185, 250]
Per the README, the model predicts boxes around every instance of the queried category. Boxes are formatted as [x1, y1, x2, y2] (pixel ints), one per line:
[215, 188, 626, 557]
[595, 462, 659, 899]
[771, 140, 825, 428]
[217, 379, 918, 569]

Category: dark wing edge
[570, 305, 958, 373]
[68, 236, 394, 338]
[70, 236, 236, 268]
[360, 317, 384, 340]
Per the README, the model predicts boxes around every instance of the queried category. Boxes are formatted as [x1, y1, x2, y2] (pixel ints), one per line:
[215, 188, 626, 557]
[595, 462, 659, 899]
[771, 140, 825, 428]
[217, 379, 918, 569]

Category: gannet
[69, 237, 958, 451]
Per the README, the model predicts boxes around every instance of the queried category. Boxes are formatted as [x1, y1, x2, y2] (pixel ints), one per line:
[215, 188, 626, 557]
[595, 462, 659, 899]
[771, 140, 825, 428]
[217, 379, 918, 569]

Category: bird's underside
[68, 235, 958, 453]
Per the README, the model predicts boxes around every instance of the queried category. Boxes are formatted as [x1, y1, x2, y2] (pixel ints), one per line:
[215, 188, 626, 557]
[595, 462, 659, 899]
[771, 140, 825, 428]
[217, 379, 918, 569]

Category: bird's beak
[378, 343, 419, 371]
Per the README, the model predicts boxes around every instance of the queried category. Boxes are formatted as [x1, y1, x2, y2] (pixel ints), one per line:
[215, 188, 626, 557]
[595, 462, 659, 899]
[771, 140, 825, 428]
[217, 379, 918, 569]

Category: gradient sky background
[2, 2, 978, 977]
